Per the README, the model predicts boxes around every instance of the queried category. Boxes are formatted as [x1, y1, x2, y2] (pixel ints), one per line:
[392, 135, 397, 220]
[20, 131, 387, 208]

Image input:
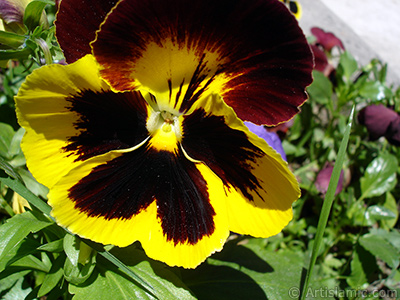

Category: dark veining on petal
[69, 142, 215, 245]
[174, 79, 185, 110]
[179, 54, 218, 113]
[182, 108, 264, 201]
[63, 89, 149, 161]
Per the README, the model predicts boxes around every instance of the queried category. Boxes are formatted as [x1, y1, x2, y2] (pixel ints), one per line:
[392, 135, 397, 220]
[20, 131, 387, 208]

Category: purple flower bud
[358, 104, 400, 145]
[311, 27, 345, 52]
[310, 44, 328, 72]
[315, 164, 344, 196]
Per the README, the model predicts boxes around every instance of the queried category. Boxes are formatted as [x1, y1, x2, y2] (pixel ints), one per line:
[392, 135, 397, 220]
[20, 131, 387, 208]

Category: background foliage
[0, 2, 399, 299]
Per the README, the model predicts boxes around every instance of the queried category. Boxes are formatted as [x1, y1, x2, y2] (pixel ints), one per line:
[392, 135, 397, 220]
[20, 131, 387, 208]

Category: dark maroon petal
[311, 27, 345, 52]
[93, 0, 313, 125]
[69, 144, 215, 245]
[358, 104, 399, 141]
[55, 0, 118, 63]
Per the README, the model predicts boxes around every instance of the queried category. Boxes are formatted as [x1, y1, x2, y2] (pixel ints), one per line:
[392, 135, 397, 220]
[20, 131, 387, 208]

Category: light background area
[299, 0, 400, 85]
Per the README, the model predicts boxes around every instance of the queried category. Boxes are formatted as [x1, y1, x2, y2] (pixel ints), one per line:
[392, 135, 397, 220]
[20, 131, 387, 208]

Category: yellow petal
[15, 55, 111, 188]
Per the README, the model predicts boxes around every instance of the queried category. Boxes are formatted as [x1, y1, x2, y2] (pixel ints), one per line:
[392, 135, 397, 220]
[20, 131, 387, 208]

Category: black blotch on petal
[68, 142, 215, 245]
[64, 89, 149, 161]
[182, 108, 264, 201]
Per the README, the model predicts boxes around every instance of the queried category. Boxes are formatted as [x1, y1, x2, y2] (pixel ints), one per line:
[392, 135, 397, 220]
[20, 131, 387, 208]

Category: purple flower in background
[245, 122, 287, 161]
[315, 164, 344, 196]
[358, 104, 400, 146]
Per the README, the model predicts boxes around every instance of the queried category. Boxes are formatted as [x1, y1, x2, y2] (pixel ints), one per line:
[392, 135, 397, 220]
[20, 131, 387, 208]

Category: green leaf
[18, 168, 49, 198]
[347, 244, 378, 288]
[307, 70, 333, 104]
[365, 205, 397, 225]
[23, 0, 52, 31]
[359, 81, 391, 101]
[0, 122, 14, 159]
[381, 193, 399, 228]
[360, 153, 398, 200]
[0, 156, 23, 182]
[0, 276, 32, 300]
[63, 254, 96, 286]
[63, 237, 96, 286]
[0, 210, 52, 272]
[0, 48, 32, 60]
[359, 233, 400, 269]
[11, 253, 51, 272]
[338, 51, 358, 80]
[38, 254, 66, 298]
[37, 239, 64, 253]
[0, 31, 26, 49]
[70, 246, 194, 300]
[369, 228, 400, 251]
[0, 238, 40, 272]
[0, 269, 31, 294]
[190, 245, 306, 299]
[8, 127, 25, 157]
[64, 234, 95, 264]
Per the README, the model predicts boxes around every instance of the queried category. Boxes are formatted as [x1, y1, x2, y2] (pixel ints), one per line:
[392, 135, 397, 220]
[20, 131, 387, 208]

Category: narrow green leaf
[37, 239, 64, 253]
[300, 107, 355, 300]
[0, 31, 26, 49]
[0, 211, 52, 271]
[360, 153, 398, 200]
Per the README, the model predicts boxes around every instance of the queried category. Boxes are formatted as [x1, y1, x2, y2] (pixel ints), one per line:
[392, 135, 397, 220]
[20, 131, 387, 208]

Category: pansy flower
[15, 0, 313, 268]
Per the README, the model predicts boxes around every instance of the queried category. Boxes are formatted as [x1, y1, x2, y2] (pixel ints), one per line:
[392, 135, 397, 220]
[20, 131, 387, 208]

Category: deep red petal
[55, 0, 118, 63]
[93, 0, 313, 125]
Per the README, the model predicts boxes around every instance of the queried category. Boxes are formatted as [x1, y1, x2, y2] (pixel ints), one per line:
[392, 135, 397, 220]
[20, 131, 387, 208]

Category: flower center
[147, 109, 182, 152]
